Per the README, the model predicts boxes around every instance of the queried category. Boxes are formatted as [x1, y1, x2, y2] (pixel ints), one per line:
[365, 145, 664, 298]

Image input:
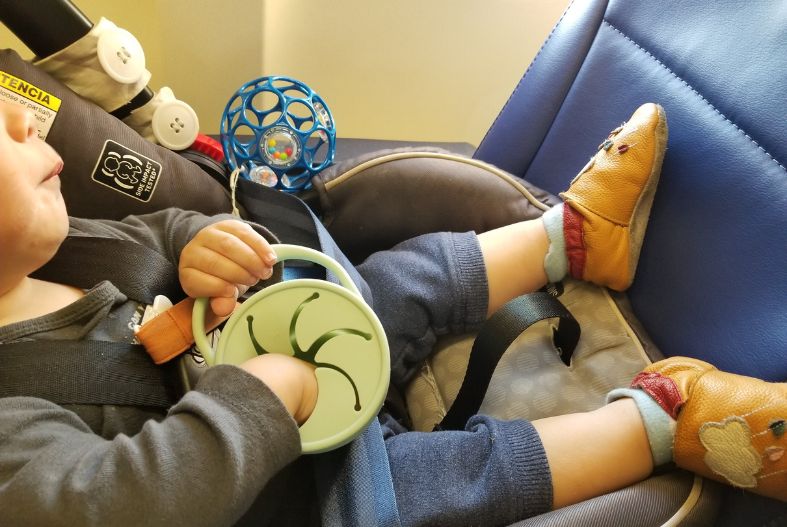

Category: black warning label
[91, 140, 162, 202]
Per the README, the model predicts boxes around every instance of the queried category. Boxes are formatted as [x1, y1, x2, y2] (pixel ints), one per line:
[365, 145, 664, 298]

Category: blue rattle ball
[220, 76, 336, 192]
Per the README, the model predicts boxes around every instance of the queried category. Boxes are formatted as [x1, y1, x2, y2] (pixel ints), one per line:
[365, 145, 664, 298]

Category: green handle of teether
[192, 244, 362, 366]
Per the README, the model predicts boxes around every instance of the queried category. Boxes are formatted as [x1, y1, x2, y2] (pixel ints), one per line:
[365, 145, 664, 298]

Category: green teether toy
[192, 244, 390, 454]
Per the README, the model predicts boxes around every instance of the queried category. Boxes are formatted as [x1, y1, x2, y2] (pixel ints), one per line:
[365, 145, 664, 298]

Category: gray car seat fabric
[511, 472, 723, 527]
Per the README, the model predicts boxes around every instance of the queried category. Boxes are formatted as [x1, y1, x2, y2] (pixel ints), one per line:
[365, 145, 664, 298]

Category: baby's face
[0, 100, 68, 279]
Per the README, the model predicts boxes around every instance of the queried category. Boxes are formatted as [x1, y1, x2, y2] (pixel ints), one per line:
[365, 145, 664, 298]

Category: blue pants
[355, 232, 553, 527]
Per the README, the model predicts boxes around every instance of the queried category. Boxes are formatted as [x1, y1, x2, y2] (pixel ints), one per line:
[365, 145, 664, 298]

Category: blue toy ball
[220, 76, 336, 192]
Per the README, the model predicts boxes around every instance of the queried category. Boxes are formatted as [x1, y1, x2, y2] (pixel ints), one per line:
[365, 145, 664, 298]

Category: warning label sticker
[0, 70, 61, 140]
[91, 140, 162, 202]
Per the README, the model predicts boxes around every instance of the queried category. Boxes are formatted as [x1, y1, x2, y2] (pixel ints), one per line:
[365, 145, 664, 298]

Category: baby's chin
[42, 192, 70, 253]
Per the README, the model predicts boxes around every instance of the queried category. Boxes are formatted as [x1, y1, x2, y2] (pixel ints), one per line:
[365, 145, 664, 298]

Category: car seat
[2, 0, 784, 525]
[474, 0, 787, 524]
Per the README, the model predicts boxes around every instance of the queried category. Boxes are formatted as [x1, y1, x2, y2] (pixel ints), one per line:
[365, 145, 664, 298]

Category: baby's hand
[179, 220, 277, 317]
[240, 353, 318, 425]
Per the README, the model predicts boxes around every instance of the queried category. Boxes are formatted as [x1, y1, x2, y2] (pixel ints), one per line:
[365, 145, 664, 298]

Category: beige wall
[1, 0, 568, 146]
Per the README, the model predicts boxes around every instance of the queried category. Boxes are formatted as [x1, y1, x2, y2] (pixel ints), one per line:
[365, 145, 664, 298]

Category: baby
[0, 99, 783, 527]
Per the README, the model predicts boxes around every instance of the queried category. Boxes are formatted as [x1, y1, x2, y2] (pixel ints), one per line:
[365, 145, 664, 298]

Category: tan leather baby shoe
[632, 357, 786, 501]
[561, 102, 668, 291]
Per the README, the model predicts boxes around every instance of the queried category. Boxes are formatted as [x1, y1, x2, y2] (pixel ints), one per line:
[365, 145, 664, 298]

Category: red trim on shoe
[564, 204, 587, 279]
[631, 371, 685, 419]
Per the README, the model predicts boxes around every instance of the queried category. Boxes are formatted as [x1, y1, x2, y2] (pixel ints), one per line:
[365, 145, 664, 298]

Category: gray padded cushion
[512, 472, 722, 527]
[312, 147, 561, 263]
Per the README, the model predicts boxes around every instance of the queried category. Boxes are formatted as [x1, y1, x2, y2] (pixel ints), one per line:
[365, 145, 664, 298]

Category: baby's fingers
[210, 296, 240, 318]
[207, 221, 277, 278]
[179, 266, 239, 301]
[183, 243, 271, 287]
[179, 267, 250, 317]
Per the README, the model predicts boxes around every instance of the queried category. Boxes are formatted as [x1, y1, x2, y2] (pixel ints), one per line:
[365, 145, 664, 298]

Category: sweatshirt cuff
[191, 363, 302, 461]
[500, 419, 554, 517]
[450, 231, 490, 332]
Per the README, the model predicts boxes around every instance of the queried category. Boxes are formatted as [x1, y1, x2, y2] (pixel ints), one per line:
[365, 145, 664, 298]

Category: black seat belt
[2, 236, 184, 407]
[235, 177, 324, 252]
[32, 236, 183, 304]
[437, 291, 580, 431]
[0, 340, 181, 408]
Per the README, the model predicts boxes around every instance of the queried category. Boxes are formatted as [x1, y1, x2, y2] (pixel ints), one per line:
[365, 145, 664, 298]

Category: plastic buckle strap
[136, 297, 239, 364]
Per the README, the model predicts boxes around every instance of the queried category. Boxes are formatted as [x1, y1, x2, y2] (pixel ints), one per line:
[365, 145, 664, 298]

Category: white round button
[152, 99, 200, 151]
[97, 26, 146, 84]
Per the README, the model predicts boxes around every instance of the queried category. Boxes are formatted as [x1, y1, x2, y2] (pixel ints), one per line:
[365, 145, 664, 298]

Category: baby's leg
[611, 357, 787, 503]
[480, 102, 668, 314]
[532, 398, 653, 508]
[356, 231, 490, 388]
[385, 359, 785, 527]
[358, 104, 668, 386]
[384, 414, 553, 527]
[541, 356, 787, 509]
[385, 399, 652, 527]
[477, 219, 549, 316]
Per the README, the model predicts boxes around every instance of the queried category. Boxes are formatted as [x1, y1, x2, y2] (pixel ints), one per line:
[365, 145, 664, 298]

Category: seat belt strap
[32, 236, 183, 304]
[437, 292, 580, 430]
[0, 340, 182, 408]
[235, 177, 324, 251]
[11, 236, 185, 406]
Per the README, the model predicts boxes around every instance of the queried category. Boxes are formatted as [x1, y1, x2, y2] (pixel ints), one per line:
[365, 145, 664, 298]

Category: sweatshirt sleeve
[68, 208, 281, 266]
[0, 365, 302, 527]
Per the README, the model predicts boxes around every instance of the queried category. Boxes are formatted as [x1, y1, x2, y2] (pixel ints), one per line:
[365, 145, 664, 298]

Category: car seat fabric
[474, 0, 787, 384]
[0, 49, 232, 220]
[509, 471, 722, 527]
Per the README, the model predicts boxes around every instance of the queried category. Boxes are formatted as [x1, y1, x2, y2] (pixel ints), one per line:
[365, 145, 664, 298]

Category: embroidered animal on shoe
[246, 291, 371, 411]
[699, 412, 786, 489]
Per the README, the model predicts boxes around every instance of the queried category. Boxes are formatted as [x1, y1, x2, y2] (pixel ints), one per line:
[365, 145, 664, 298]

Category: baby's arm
[69, 209, 280, 317]
[0, 359, 313, 526]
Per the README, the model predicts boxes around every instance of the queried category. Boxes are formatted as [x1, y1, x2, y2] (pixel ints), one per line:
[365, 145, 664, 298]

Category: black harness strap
[236, 177, 324, 252]
[0, 341, 181, 408]
[4, 236, 184, 407]
[437, 292, 580, 431]
[32, 236, 183, 304]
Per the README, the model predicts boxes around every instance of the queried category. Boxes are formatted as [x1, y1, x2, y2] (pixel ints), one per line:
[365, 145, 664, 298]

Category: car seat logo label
[0, 70, 61, 140]
[91, 140, 162, 202]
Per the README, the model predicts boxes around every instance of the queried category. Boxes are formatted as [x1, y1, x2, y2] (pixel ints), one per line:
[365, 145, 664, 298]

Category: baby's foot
[560, 103, 668, 291]
[633, 357, 786, 501]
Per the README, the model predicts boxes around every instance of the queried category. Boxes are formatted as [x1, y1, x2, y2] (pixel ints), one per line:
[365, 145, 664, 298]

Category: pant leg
[360, 233, 553, 524]
[355, 231, 489, 389]
[381, 414, 553, 527]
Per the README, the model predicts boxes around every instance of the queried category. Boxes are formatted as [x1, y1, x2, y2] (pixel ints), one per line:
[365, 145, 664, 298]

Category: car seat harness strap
[437, 291, 580, 430]
[32, 235, 183, 304]
[0, 340, 181, 408]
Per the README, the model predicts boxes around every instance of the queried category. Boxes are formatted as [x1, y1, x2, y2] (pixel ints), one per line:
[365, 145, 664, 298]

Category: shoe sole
[626, 104, 668, 286]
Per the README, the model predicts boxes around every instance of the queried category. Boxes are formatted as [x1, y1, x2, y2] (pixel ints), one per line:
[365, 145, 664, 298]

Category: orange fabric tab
[136, 298, 236, 364]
